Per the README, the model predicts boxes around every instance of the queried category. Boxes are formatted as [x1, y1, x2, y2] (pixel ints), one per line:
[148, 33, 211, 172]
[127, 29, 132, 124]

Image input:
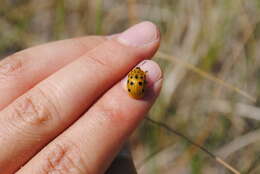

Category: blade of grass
[145, 117, 241, 174]
[95, 0, 103, 34]
[156, 51, 256, 102]
[127, 0, 138, 25]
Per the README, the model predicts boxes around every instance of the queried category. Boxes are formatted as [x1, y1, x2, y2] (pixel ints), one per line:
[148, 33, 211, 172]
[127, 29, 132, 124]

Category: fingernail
[117, 21, 159, 47]
[138, 60, 162, 86]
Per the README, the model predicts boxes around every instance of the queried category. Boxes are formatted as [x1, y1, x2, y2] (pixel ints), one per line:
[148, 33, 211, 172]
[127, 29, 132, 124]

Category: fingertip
[139, 60, 163, 99]
[117, 21, 160, 47]
[138, 60, 162, 86]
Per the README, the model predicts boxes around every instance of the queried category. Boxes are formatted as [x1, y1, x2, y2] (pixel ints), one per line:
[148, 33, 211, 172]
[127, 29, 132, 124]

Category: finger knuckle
[41, 141, 88, 174]
[87, 53, 109, 68]
[73, 36, 105, 51]
[78, 53, 113, 79]
[10, 87, 58, 127]
[0, 52, 25, 82]
[83, 42, 117, 70]
[97, 99, 123, 122]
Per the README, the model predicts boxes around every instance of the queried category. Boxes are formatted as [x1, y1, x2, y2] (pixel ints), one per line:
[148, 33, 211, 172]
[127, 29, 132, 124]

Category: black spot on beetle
[142, 89, 145, 92]
[138, 82, 143, 86]
[140, 76, 143, 79]
[128, 89, 131, 92]
[135, 75, 138, 79]
[130, 76, 133, 79]
[130, 82, 134, 85]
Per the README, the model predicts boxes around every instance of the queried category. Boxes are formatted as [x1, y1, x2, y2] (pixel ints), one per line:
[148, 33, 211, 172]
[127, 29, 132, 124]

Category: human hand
[0, 21, 162, 174]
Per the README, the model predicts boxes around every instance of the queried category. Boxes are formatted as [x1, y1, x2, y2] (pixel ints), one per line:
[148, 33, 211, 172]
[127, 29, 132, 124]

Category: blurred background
[1, 0, 260, 173]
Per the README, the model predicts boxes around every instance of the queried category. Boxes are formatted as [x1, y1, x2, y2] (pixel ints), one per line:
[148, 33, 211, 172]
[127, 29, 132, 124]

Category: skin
[0, 21, 162, 174]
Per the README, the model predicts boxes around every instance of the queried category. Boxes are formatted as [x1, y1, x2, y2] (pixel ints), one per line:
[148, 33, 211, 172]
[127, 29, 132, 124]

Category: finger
[0, 22, 160, 173]
[17, 60, 162, 174]
[0, 36, 105, 110]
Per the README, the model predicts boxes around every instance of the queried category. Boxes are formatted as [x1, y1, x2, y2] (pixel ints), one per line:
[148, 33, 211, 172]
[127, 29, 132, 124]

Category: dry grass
[1, 0, 260, 173]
